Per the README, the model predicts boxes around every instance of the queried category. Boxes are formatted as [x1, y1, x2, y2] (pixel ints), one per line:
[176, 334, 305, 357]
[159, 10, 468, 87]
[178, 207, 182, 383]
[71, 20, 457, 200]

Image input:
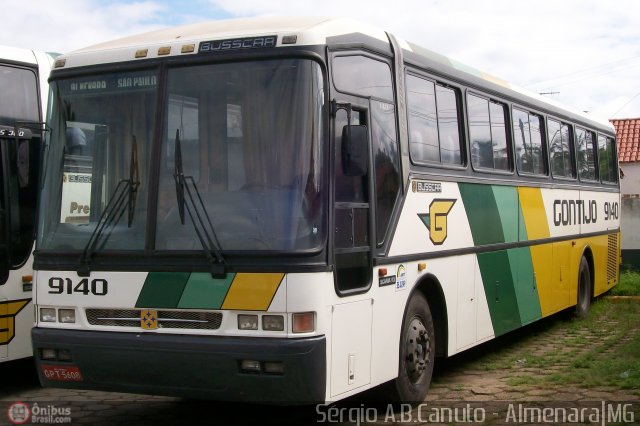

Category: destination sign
[199, 35, 278, 53]
[62, 71, 158, 95]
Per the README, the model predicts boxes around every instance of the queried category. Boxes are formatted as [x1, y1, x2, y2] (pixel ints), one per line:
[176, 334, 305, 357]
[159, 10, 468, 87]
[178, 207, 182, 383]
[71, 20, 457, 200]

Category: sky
[3, 0, 640, 121]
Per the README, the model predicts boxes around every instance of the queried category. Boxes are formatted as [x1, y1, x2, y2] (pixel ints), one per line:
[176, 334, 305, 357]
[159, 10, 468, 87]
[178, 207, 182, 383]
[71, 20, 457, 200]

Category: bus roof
[1, 45, 56, 119]
[60, 16, 388, 68]
[0, 45, 42, 65]
[54, 16, 613, 132]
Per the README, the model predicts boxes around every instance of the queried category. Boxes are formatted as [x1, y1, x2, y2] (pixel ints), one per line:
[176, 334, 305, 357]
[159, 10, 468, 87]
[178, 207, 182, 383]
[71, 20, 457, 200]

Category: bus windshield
[38, 59, 325, 253]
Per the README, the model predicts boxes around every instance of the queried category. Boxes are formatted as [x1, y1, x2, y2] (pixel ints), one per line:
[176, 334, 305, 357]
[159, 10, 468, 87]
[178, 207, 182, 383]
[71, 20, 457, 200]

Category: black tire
[387, 292, 435, 404]
[575, 256, 592, 318]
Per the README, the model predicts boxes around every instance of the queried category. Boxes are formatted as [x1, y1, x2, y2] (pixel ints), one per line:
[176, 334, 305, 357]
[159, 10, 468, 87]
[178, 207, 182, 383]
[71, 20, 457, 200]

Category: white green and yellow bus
[0, 45, 53, 363]
[32, 17, 620, 403]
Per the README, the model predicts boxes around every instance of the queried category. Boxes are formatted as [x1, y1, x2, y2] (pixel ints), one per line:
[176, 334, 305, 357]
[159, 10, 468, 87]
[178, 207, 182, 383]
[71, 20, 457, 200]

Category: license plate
[41, 364, 84, 382]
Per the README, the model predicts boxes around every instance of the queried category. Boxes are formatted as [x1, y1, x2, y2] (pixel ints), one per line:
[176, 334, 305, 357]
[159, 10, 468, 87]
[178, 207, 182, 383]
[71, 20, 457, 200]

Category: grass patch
[468, 298, 640, 393]
[611, 270, 640, 296]
[561, 300, 640, 390]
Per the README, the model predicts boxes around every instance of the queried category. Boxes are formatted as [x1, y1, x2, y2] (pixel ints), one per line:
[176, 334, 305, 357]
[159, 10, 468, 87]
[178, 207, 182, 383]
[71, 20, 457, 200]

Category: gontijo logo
[418, 199, 457, 245]
[0, 299, 30, 345]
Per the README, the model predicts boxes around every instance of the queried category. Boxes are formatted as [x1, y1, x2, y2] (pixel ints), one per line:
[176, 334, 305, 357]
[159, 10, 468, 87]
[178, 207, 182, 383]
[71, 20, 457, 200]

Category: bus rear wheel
[389, 292, 435, 404]
[575, 256, 591, 318]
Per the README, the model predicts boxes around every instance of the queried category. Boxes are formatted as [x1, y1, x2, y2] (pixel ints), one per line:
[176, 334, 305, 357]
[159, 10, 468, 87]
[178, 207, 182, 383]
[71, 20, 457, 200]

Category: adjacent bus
[0, 46, 53, 362]
[32, 17, 620, 403]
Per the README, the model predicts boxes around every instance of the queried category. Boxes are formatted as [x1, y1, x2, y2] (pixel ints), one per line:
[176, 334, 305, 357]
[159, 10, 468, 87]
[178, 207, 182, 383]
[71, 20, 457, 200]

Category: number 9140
[48, 277, 108, 296]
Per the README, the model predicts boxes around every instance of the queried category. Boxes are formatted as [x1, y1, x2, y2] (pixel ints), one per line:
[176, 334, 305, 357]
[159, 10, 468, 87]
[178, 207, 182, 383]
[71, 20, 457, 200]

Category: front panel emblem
[140, 309, 158, 330]
[418, 199, 457, 245]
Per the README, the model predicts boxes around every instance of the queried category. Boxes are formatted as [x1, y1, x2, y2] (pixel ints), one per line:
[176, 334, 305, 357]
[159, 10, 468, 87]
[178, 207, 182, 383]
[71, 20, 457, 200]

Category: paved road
[1, 309, 638, 425]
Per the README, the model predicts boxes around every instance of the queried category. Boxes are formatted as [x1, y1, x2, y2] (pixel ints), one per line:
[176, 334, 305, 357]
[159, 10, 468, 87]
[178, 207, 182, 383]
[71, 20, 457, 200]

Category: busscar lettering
[412, 181, 442, 193]
[199, 36, 277, 53]
[552, 199, 598, 226]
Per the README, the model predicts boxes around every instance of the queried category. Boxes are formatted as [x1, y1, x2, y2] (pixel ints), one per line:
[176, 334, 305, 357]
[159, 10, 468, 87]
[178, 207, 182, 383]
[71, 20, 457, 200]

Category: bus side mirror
[341, 125, 368, 176]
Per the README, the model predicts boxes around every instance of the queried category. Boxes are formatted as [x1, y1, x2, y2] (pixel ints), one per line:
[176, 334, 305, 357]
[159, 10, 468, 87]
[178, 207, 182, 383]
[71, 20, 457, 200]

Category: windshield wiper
[173, 129, 226, 278]
[78, 136, 140, 276]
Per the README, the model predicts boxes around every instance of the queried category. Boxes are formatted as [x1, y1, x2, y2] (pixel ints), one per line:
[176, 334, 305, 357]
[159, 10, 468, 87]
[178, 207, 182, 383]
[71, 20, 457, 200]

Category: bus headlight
[41, 348, 57, 360]
[40, 308, 56, 323]
[58, 309, 76, 324]
[262, 315, 284, 331]
[238, 314, 258, 330]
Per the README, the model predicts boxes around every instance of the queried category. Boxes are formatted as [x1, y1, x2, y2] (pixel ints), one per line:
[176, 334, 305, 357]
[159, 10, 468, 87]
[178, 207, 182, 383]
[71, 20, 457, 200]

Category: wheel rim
[405, 316, 431, 384]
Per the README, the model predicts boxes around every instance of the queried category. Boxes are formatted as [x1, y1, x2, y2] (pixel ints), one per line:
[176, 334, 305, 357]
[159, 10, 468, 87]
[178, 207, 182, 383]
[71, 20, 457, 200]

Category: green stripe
[477, 250, 521, 336]
[177, 273, 234, 309]
[492, 186, 519, 243]
[518, 203, 528, 241]
[136, 272, 190, 308]
[459, 183, 504, 245]
[464, 184, 543, 335]
[508, 248, 542, 325]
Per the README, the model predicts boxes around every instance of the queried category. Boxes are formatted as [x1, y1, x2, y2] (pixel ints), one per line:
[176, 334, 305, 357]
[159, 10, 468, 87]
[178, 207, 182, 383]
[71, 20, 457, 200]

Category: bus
[32, 17, 620, 403]
[0, 46, 53, 363]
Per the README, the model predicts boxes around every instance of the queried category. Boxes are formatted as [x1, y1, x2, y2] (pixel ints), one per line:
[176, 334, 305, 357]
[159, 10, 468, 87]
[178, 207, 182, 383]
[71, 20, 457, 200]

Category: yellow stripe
[518, 187, 550, 239]
[221, 273, 284, 311]
[518, 187, 555, 315]
[529, 243, 555, 316]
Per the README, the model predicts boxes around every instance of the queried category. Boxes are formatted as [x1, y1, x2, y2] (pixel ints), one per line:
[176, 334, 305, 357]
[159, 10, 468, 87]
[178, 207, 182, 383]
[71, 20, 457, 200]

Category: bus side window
[406, 74, 462, 165]
[513, 108, 546, 175]
[467, 93, 510, 171]
[371, 99, 400, 245]
[549, 118, 576, 179]
[598, 135, 618, 183]
[332, 55, 393, 102]
[576, 127, 597, 181]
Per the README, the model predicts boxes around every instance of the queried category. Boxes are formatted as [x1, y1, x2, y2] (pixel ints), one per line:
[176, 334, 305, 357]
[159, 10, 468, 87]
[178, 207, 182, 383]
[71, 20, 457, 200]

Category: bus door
[0, 124, 41, 278]
[0, 124, 41, 358]
[329, 51, 401, 396]
[0, 61, 43, 359]
[333, 104, 372, 295]
[331, 101, 374, 396]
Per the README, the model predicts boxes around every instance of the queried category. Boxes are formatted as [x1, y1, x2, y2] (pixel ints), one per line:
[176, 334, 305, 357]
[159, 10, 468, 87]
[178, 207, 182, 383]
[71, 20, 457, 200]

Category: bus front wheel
[390, 292, 435, 404]
[575, 256, 591, 318]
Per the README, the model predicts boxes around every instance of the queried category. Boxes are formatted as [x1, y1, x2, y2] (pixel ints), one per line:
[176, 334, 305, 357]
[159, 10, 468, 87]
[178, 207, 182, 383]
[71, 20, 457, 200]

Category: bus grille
[607, 233, 618, 282]
[85, 309, 223, 330]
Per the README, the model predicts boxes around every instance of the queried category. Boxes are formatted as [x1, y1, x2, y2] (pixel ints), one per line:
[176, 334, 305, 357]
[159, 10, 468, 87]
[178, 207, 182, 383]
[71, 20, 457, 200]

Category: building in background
[611, 118, 640, 267]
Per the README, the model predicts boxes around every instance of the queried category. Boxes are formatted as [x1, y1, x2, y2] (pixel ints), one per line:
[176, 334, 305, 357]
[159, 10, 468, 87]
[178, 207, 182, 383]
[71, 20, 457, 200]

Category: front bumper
[32, 327, 326, 404]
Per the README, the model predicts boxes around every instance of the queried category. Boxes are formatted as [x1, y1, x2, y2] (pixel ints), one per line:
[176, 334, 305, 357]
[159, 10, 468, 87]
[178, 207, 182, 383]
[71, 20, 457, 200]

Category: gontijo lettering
[553, 199, 598, 226]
